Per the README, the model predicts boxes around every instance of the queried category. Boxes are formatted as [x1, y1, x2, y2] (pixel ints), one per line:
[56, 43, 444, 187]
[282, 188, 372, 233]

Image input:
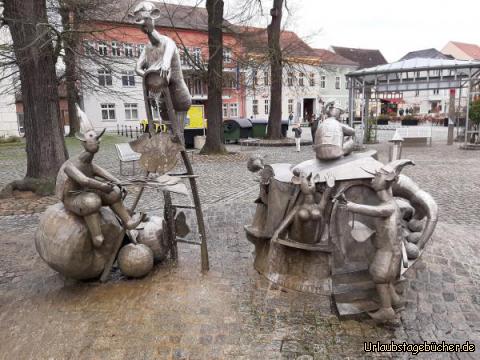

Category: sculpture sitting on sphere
[35, 106, 186, 281]
[35, 106, 146, 280]
[245, 118, 438, 321]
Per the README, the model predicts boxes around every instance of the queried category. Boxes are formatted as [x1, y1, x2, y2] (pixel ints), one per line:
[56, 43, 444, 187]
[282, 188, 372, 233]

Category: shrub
[0, 136, 21, 144]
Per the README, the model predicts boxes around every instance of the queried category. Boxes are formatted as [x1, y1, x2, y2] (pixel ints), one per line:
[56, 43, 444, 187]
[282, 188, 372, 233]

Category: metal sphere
[405, 242, 420, 260]
[408, 219, 424, 233]
[136, 216, 168, 263]
[407, 232, 422, 244]
[118, 243, 154, 278]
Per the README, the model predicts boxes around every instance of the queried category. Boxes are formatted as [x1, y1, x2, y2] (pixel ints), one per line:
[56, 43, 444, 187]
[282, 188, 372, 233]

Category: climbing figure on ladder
[128, 1, 209, 272]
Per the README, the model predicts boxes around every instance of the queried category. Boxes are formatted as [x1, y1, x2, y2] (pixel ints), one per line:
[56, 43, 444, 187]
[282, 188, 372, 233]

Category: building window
[193, 79, 203, 96]
[192, 48, 201, 64]
[309, 73, 315, 87]
[223, 103, 229, 118]
[345, 78, 349, 89]
[335, 76, 341, 89]
[84, 41, 95, 55]
[137, 44, 145, 57]
[252, 70, 259, 87]
[299, 73, 304, 86]
[124, 103, 138, 120]
[98, 69, 112, 86]
[252, 99, 258, 115]
[121, 71, 135, 87]
[320, 75, 326, 89]
[287, 72, 294, 86]
[264, 99, 269, 114]
[230, 103, 238, 118]
[98, 42, 108, 56]
[433, 89, 439, 95]
[288, 99, 294, 114]
[223, 48, 232, 63]
[101, 104, 116, 121]
[180, 48, 189, 66]
[263, 71, 269, 86]
[124, 44, 134, 57]
[111, 42, 121, 56]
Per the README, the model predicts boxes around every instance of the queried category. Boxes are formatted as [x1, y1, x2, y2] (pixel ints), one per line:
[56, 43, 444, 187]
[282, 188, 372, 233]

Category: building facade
[0, 28, 20, 137]
[79, 4, 245, 131]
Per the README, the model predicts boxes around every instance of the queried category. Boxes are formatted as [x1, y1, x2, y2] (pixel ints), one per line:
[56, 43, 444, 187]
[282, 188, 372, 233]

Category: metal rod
[465, 68, 472, 144]
[176, 239, 202, 246]
[143, 80, 155, 137]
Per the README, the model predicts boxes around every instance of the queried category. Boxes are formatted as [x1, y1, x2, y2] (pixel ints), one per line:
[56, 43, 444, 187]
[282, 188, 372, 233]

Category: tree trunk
[59, 2, 80, 137]
[201, 0, 227, 154]
[4, 0, 68, 187]
[266, 0, 283, 139]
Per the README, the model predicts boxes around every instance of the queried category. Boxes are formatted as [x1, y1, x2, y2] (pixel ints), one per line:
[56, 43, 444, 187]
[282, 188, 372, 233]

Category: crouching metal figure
[336, 159, 414, 321]
[56, 106, 144, 248]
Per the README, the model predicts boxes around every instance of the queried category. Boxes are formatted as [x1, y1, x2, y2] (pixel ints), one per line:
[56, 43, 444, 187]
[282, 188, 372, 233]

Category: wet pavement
[0, 131, 479, 359]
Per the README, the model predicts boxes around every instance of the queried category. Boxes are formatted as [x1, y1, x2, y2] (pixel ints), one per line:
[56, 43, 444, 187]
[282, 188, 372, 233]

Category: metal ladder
[142, 82, 209, 272]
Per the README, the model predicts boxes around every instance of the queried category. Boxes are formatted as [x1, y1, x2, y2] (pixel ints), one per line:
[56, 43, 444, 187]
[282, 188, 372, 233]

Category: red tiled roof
[311, 48, 358, 66]
[450, 41, 480, 60]
[237, 26, 315, 58]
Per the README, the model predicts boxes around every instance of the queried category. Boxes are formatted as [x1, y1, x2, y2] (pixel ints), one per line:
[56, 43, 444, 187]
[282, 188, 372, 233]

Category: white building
[0, 28, 20, 137]
[243, 34, 358, 122]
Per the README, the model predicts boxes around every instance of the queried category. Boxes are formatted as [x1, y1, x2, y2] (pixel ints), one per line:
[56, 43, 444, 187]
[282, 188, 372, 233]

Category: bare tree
[265, 0, 283, 139]
[58, 0, 80, 137]
[2, 0, 68, 195]
[202, 0, 227, 154]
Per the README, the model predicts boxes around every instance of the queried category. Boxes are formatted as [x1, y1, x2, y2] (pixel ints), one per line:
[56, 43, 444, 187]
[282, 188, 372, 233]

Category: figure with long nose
[133, 1, 192, 118]
[336, 159, 415, 321]
[56, 106, 144, 248]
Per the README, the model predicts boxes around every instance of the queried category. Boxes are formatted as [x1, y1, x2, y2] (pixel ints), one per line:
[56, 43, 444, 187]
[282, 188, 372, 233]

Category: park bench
[396, 126, 432, 146]
[115, 143, 141, 176]
[239, 138, 260, 150]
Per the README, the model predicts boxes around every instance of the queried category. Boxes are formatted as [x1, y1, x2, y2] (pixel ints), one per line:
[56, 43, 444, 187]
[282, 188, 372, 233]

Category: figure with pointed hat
[55, 105, 145, 248]
[335, 159, 415, 321]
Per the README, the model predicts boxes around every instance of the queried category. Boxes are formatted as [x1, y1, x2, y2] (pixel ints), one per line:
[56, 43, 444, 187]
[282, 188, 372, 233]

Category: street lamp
[389, 130, 404, 161]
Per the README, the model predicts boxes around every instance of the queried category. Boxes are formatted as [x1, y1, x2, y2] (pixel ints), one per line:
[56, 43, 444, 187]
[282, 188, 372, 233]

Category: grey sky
[175, 0, 480, 63]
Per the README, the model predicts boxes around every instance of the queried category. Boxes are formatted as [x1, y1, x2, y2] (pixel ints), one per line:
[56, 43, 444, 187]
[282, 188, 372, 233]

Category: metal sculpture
[133, 0, 191, 135]
[245, 124, 438, 321]
[336, 159, 414, 321]
[130, 0, 209, 272]
[314, 107, 355, 160]
[56, 107, 145, 247]
[35, 106, 191, 281]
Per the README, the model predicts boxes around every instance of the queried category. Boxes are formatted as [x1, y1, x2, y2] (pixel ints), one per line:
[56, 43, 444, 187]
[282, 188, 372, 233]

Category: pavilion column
[363, 87, 371, 143]
[447, 89, 455, 145]
[348, 78, 355, 127]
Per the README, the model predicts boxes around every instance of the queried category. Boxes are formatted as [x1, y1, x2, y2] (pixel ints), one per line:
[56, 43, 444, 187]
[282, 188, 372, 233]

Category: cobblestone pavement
[0, 130, 479, 359]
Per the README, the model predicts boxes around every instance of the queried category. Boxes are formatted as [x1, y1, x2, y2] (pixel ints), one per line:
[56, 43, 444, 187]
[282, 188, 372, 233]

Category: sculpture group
[245, 107, 438, 321]
[33, 0, 437, 322]
[35, 1, 200, 281]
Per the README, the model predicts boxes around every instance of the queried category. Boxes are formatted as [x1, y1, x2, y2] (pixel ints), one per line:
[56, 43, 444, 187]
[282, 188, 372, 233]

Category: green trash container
[224, 119, 240, 143]
[250, 118, 268, 138]
[224, 119, 252, 143]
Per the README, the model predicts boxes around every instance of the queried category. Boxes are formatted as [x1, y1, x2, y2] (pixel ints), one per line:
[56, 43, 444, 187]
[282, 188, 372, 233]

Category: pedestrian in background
[292, 123, 302, 152]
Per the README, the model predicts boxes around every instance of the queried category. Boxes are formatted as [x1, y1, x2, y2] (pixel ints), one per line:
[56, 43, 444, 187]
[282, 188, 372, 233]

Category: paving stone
[0, 135, 479, 358]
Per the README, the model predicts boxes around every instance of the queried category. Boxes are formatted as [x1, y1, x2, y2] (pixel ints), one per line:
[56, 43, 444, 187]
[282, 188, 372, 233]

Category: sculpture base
[35, 203, 124, 280]
[250, 235, 332, 295]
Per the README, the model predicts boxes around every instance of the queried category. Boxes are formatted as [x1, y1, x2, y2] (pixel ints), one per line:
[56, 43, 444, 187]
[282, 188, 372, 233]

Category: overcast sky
[176, 0, 480, 62]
